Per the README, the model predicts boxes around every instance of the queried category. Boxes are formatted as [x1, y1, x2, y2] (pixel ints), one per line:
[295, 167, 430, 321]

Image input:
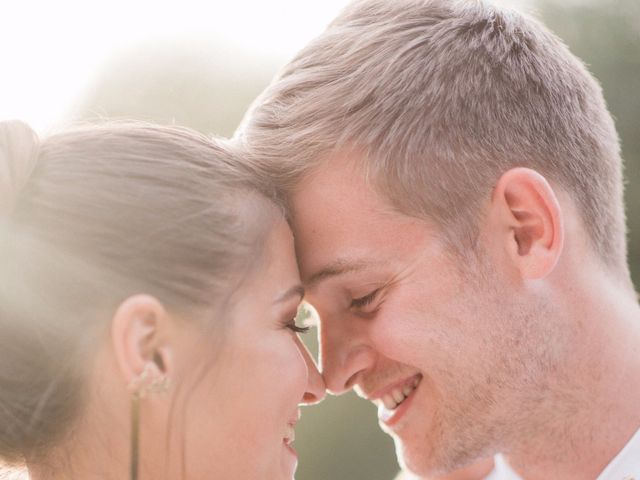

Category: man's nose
[299, 338, 326, 405]
[319, 315, 376, 395]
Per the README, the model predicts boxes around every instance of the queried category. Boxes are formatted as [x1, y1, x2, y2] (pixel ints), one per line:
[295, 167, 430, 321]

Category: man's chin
[393, 436, 441, 478]
[396, 450, 496, 480]
[393, 434, 484, 479]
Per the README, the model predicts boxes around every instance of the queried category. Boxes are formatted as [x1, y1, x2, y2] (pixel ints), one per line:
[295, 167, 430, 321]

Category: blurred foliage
[536, 0, 640, 284]
[69, 2, 640, 479]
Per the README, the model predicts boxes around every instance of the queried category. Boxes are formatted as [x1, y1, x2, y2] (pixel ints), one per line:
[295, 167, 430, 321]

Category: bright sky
[1, 0, 535, 134]
[0, 0, 353, 133]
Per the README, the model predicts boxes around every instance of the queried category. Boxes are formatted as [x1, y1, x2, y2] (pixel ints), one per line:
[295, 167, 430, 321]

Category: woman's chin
[281, 441, 299, 479]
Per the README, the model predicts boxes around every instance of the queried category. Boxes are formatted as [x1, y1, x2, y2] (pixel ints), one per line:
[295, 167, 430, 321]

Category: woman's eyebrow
[274, 285, 305, 304]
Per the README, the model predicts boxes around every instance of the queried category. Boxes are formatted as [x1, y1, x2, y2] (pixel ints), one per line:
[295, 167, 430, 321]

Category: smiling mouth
[283, 424, 296, 446]
[284, 409, 300, 446]
[376, 374, 422, 416]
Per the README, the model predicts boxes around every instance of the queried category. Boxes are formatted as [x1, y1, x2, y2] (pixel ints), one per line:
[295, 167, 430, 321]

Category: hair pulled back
[0, 120, 273, 465]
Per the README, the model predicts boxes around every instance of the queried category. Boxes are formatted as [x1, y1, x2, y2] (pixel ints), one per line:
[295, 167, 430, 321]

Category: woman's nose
[299, 339, 326, 405]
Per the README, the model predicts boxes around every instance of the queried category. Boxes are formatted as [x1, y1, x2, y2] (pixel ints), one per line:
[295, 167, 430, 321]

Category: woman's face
[175, 219, 324, 480]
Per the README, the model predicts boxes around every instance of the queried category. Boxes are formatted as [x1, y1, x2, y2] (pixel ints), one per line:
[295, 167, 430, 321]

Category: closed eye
[287, 321, 311, 334]
[286, 301, 315, 333]
[350, 289, 380, 309]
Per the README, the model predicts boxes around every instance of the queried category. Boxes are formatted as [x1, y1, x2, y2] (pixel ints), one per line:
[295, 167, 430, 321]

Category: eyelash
[286, 319, 311, 334]
[350, 289, 380, 309]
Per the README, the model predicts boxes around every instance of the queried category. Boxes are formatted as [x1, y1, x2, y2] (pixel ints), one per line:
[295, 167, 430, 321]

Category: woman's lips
[283, 423, 296, 445]
[283, 408, 301, 445]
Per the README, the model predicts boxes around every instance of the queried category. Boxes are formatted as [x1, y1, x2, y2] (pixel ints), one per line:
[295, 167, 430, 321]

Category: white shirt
[484, 454, 522, 480]
[596, 427, 640, 480]
[486, 427, 640, 480]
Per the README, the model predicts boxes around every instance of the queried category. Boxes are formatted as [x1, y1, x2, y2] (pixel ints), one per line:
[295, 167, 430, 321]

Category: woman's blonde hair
[0, 120, 275, 465]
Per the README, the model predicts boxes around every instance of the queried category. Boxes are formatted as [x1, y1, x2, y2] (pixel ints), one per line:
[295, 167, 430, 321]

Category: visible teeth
[392, 389, 405, 404]
[284, 424, 295, 444]
[379, 376, 422, 412]
[382, 394, 397, 410]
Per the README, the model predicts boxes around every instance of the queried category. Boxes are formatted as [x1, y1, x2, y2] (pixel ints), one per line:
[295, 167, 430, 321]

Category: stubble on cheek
[394, 308, 514, 471]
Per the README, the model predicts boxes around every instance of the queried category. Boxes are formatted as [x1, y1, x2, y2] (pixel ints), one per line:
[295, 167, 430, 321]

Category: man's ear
[111, 294, 173, 388]
[489, 167, 564, 279]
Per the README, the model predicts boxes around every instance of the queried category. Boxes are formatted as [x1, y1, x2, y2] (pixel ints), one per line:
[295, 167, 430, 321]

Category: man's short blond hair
[237, 0, 626, 273]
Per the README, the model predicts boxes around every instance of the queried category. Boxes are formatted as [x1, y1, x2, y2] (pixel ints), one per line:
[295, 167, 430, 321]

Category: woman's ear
[111, 294, 173, 390]
[488, 167, 564, 280]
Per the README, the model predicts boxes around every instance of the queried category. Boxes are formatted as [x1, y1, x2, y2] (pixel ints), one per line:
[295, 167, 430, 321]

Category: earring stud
[128, 362, 170, 398]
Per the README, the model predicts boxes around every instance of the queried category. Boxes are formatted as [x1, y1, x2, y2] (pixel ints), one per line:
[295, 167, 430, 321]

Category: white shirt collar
[484, 454, 522, 480]
[596, 426, 640, 480]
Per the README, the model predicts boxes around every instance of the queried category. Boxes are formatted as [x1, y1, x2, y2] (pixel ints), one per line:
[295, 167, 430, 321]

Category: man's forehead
[289, 153, 411, 228]
[290, 151, 371, 202]
[302, 256, 383, 288]
[287, 151, 440, 290]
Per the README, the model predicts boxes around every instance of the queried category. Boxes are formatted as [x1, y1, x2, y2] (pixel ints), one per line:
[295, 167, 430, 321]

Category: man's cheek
[371, 311, 430, 365]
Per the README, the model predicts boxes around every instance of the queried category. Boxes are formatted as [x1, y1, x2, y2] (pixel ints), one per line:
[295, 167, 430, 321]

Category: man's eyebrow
[274, 285, 305, 304]
[305, 259, 374, 287]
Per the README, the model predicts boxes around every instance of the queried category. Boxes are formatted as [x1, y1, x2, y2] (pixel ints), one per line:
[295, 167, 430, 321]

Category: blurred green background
[55, 0, 640, 478]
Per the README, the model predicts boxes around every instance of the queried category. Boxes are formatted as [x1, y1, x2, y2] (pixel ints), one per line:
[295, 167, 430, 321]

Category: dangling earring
[129, 363, 170, 480]
[130, 388, 141, 480]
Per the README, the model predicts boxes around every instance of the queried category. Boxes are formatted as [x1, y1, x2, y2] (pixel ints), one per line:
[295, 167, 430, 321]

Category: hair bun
[0, 120, 40, 215]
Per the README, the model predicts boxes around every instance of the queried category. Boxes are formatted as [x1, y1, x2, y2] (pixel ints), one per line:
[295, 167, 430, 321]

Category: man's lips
[365, 374, 423, 405]
[363, 374, 423, 425]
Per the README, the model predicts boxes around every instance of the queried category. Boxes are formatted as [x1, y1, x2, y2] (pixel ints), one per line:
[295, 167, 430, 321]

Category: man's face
[290, 154, 554, 475]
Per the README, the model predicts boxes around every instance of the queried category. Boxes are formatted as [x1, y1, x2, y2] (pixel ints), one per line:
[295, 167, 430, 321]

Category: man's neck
[504, 278, 640, 480]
